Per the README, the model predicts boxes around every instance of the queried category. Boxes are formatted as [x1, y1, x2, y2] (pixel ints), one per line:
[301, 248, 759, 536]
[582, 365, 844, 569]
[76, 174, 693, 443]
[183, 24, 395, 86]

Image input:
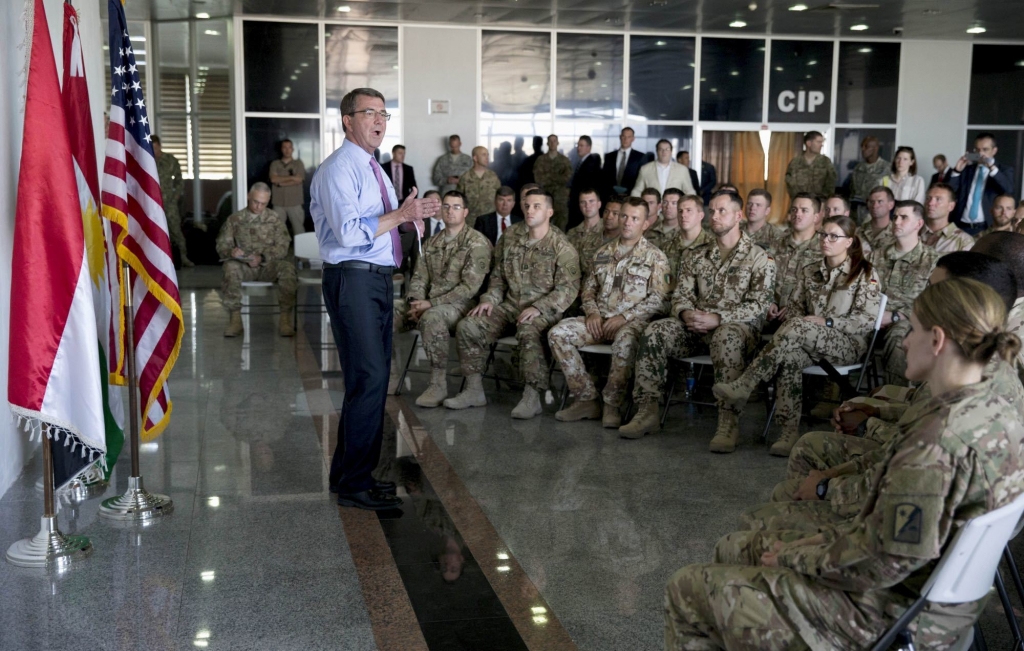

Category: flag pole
[97, 262, 173, 521]
[5, 426, 92, 568]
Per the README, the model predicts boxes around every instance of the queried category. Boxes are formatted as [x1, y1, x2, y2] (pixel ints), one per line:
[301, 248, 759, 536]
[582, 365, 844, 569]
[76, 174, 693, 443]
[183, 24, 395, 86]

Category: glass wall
[628, 36, 695, 122]
[767, 40, 833, 123]
[699, 38, 764, 122]
[967, 45, 1024, 197]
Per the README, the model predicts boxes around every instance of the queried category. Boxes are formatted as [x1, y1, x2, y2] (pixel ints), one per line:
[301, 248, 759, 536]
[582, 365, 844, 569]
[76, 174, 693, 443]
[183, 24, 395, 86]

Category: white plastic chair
[292, 232, 328, 329]
[870, 492, 1024, 651]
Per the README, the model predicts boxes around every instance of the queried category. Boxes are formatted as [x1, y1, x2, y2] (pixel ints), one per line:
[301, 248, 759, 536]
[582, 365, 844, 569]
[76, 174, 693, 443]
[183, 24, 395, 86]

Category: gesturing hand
[400, 187, 440, 223]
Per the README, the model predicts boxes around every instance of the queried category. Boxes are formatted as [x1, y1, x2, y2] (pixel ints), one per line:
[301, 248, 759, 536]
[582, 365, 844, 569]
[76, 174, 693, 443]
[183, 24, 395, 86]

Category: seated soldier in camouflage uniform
[640, 187, 661, 227]
[714, 215, 882, 457]
[860, 186, 897, 253]
[389, 191, 492, 407]
[645, 188, 686, 251]
[741, 188, 784, 253]
[444, 189, 581, 419]
[549, 198, 670, 427]
[766, 193, 825, 328]
[869, 200, 939, 386]
[565, 188, 603, 254]
[618, 191, 776, 451]
[922, 183, 976, 254]
[576, 197, 623, 280]
[744, 251, 1024, 534]
[661, 194, 713, 297]
[668, 278, 1024, 651]
[216, 182, 298, 338]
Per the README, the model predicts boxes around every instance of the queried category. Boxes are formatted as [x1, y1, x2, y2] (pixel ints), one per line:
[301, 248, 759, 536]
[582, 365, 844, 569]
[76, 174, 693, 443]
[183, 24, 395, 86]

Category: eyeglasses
[817, 232, 851, 243]
[346, 109, 391, 122]
[441, 205, 464, 212]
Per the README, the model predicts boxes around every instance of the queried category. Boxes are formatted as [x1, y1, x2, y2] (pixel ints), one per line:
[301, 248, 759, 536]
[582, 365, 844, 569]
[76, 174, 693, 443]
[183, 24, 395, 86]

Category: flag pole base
[35, 471, 109, 502]
[97, 476, 173, 522]
[5, 515, 92, 569]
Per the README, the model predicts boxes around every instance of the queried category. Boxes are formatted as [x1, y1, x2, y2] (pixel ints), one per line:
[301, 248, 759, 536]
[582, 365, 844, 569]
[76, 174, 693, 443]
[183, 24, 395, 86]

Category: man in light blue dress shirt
[310, 87, 440, 511]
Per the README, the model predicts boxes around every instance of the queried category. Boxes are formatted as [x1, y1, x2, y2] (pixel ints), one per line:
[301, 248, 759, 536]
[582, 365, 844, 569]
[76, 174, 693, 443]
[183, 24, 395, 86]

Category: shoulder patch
[869, 277, 878, 285]
[892, 503, 923, 544]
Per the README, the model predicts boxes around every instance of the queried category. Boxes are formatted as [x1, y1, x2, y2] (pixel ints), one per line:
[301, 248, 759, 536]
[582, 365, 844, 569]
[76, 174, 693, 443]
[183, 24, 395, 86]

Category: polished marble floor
[0, 265, 1022, 650]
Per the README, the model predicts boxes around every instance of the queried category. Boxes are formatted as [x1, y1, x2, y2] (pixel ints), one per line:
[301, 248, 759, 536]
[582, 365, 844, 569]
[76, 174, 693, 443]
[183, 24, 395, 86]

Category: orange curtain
[765, 132, 803, 225]
[701, 131, 733, 189]
[728, 132, 766, 204]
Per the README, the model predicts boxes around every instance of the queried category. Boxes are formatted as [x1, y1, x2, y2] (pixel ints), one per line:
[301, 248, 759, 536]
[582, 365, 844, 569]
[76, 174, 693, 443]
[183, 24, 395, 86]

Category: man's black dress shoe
[330, 480, 396, 494]
[337, 490, 402, 511]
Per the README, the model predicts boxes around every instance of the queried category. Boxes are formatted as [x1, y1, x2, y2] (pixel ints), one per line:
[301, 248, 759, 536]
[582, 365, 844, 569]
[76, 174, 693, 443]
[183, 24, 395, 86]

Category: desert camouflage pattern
[921, 221, 975, 254]
[216, 208, 297, 311]
[773, 232, 823, 309]
[456, 168, 503, 221]
[532, 153, 573, 231]
[157, 152, 187, 255]
[785, 153, 837, 199]
[662, 229, 714, 297]
[431, 151, 473, 195]
[741, 221, 785, 254]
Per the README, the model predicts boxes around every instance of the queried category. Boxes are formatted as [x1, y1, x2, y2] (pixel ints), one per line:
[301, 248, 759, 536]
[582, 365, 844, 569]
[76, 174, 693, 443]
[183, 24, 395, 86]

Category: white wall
[0, 0, 105, 498]
[400, 26, 479, 192]
[898, 40, 972, 176]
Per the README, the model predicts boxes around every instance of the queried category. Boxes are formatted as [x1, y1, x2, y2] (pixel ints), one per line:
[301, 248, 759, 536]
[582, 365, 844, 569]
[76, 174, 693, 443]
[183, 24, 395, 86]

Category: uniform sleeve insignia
[869, 277, 878, 285]
[892, 503, 923, 544]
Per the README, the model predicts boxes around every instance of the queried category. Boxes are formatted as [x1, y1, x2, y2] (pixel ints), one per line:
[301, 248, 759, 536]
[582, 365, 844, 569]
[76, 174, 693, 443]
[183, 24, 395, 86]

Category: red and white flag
[8, 0, 107, 485]
[102, 0, 183, 440]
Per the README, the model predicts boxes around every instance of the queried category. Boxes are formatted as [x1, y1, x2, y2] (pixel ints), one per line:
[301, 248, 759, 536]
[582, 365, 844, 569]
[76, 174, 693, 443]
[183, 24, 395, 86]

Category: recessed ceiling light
[775, 66, 784, 71]
[729, 20, 747, 28]
[1016, 60, 1024, 67]
[195, 12, 210, 18]
[966, 26, 986, 34]
[336, 5, 351, 12]
[682, 84, 692, 89]
[656, 40, 667, 46]
[300, 62, 309, 67]
[789, 3, 808, 10]
[858, 47, 873, 53]
[730, 70, 739, 76]
[807, 60, 817, 65]
[204, 30, 220, 36]
[850, 24, 868, 31]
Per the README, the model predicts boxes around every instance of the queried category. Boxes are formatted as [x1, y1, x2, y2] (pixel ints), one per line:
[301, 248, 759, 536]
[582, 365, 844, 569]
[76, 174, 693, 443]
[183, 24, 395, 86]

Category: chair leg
[661, 372, 676, 428]
[1005, 546, 1024, 610]
[481, 344, 499, 391]
[396, 333, 419, 397]
[761, 384, 776, 444]
[974, 621, 988, 651]
[996, 569, 1024, 647]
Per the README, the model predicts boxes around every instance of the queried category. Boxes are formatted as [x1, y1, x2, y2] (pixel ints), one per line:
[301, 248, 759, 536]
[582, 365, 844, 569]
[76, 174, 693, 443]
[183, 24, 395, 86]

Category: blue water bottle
[685, 362, 696, 398]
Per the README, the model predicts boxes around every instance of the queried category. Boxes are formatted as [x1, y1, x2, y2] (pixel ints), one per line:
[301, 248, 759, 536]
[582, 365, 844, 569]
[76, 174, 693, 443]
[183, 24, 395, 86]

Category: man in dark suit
[473, 186, 522, 245]
[699, 160, 717, 205]
[569, 135, 603, 230]
[603, 127, 645, 198]
[930, 153, 952, 187]
[677, 150, 702, 196]
[950, 132, 1016, 236]
[383, 144, 417, 202]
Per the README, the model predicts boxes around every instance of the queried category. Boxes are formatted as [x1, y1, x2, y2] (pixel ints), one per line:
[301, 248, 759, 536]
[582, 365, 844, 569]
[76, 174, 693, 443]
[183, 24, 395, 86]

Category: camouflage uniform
[1008, 298, 1024, 386]
[859, 223, 895, 255]
[741, 221, 785, 254]
[731, 259, 882, 430]
[215, 208, 297, 311]
[431, 152, 473, 196]
[662, 229, 714, 298]
[784, 154, 837, 199]
[577, 229, 617, 279]
[645, 223, 681, 252]
[394, 227, 492, 369]
[456, 168, 502, 221]
[869, 242, 940, 385]
[921, 221, 975, 254]
[532, 153, 573, 231]
[454, 222, 580, 390]
[668, 376, 1024, 651]
[851, 158, 891, 223]
[773, 232, 823, 310]
[548, 237, 669, 406]
[632, 234, 775, 411]
[566, 220, 602, 254]
[975, 226, 1014, 241]
[156, 152, 187, 257]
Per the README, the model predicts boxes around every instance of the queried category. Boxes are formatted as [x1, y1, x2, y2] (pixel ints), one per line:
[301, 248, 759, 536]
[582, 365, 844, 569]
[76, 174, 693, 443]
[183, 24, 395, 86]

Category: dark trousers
[322, 266, 394, 494]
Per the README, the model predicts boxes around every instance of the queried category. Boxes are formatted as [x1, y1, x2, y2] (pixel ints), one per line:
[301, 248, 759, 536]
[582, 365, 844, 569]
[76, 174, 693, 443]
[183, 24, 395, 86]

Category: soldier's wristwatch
[891, 312, 901, 323]
[816, 477, 831, 500]
[825, 317, 834, 328]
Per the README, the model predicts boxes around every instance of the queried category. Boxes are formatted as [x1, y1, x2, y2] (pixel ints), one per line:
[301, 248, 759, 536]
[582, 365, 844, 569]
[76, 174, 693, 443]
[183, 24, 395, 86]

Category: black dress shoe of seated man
[337, 489, 402, 511]
[331, 480, 396, 495]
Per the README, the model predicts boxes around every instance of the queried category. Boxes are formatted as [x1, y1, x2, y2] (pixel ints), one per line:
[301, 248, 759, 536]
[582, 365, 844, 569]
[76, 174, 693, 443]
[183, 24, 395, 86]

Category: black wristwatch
[891, 312, 901, 323]
[825, 317, 834, 328]
[816, 477, 831, 500]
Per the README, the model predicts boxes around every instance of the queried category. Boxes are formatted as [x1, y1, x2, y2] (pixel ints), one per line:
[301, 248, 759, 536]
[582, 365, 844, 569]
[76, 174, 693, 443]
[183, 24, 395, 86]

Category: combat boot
[708, 411, 740, 453]
[511, 386, 542, 419]
[555, 399, 601, 422]
[278, 308, 296, 337]
[770, 426, 801, 457]
[443, 374, 487, 410]
[602, 403, 622, 429]
[415, 369, 448, 408]
[224, 310, 243, 337]
[618, 401, 660, 439]
[712, 375, 757, 413]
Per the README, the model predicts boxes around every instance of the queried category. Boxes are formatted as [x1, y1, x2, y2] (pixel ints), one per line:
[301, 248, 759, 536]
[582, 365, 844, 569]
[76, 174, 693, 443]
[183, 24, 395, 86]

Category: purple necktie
[369, 158, 401, 267]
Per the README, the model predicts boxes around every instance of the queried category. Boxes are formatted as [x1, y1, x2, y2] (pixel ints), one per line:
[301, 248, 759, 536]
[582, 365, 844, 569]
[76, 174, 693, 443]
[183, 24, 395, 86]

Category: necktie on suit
[433, 220, 441, 235]
[369, 158, 401, 267]
[616, 150, 626, 185]
[968, 165, 989, 224]
[500, 216, 507, 234]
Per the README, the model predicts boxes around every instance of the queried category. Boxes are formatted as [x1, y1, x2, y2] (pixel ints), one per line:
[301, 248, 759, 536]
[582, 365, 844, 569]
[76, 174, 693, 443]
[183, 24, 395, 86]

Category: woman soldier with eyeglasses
[713, 215, 882, 456]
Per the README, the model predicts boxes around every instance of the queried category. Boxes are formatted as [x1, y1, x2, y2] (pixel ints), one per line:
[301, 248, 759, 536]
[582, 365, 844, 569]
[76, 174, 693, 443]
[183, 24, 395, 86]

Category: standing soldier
[390, 191, 492, 406]
[216, 183, 298, 338]
[619, 191, 776, 451]
[785, 131, 837, 199]
[532, 134, 573, 231]
[456, 146, 502, 222]
[869, 200, 940, 385]
[269, 138, 307, 235]
[445, 189, 580, 419]
[850, 136, 891, 223]
[431, 134, 473, 196]
[549, 198, 669, 427]
[153, 134, 193, 267]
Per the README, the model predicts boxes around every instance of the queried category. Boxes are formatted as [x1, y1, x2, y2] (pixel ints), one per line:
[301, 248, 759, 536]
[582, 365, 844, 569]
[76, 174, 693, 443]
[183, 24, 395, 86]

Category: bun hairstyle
[914, 278, 1022, 365]
[822, 215, 871, 288]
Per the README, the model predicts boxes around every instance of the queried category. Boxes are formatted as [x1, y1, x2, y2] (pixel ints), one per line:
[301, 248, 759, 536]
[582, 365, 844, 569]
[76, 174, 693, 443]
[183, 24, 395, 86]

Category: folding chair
[467, 336, 558, 394]
[763, 294, 888, 440]
[293, 232, 328, 329]
[870, 492, 1024, 651]
[555, 344, 634, 415]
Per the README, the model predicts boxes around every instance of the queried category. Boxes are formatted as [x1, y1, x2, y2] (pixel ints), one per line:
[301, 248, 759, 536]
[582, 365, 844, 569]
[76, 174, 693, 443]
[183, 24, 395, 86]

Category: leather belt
[323, 261, 395, 274]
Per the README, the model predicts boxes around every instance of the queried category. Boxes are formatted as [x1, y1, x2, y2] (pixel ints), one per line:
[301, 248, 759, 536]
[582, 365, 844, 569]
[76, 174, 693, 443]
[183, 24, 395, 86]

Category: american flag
[101, 0, 183, 440]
